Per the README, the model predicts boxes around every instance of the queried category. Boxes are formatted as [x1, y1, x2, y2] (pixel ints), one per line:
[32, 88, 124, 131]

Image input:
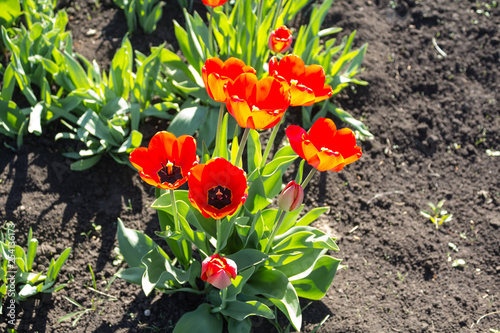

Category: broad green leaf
[221, 300, 274, 321]
[167, 104, 207, 137]
[228, 318, 251, 333]
[292, 255, 341, 300]
[273, 226, 339, 253]
[173, 304, 223, 333]
[0, 0, 21, 27]
[245, 174, 271, 214]
[226, 249, 267, 272]
[242, 267, 288, 300]
[116, 266, 145, 285]
[69, 155, 102, 171]
[117, 218, 156, 268]
[295, 206, 330, 227]
[63, 51, 92, 90]
[269, 282, 302, 331]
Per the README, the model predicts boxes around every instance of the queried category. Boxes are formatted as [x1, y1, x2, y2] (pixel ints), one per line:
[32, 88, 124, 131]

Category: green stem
[214, 103, 224, 157]
[264, 209, 285, 253]
[220, 287, 228, 309]
[214, 218, 222, 254]
[301, 168, 317, 189]
[170, 189, 180, 231]
[211, 287, 229, 313]
[259, 117, 284, 169]
[234, 127, 250, 167]
[208, 6, 214, 56]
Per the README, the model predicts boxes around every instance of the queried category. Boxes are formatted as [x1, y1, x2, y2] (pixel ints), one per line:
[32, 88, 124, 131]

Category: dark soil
[1, 0, 499, 332]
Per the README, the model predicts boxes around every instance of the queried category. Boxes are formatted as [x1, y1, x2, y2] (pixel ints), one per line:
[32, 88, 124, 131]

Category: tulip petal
[286, 125, 307, 159]
[207, 270, 232, 289]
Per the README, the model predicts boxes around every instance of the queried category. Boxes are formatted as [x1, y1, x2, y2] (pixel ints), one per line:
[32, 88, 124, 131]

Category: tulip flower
[268, 25, 293, 54]
[188, 158, 248, 219]
[202, 57, 256, 103]
[269, 54, 333, 107]
[202, 0, 228, 7]
[286, 117, 362, 172]
[225, 73, 291, 129]
[278, 181, 304, 212]
[129, 131, 198, 189]
[201, 254, 237, 289]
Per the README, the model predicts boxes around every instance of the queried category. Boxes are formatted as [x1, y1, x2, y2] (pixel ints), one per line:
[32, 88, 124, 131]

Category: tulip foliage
[118, 47, 364, 331]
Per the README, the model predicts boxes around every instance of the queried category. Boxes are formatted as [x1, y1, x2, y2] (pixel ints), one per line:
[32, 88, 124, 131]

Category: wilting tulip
[202, 0, 228, 7]
[225, 73, 291, 129]
[129, 131, 198, 189]
[278, 181, 304, 212]
[269, 54, 333, 106]
[286, 117, 362, 172]
[201, 254, 237, 289]
[202, 57, 256, 103]
[188, 158, 248, 219]
[268, 25, 293, 54]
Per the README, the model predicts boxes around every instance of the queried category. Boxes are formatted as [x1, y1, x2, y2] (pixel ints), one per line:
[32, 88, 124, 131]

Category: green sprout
[420, 200, 453, 229]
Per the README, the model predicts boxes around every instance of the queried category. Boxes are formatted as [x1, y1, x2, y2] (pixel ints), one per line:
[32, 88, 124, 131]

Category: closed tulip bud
[278, 181, 304, 212]
[201, 254, 237, 289]
[268, 26, 293, 54]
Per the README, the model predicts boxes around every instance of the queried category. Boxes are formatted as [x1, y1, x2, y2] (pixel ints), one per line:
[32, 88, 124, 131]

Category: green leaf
[247, 129, 262, 174]
[46, 247, 71, 283]
[245, 174, 271, 214]
[0, 0, 21, 27]
[18, 284, 38, 299]
[295, 207, 330, 227]
[273, 226, 339, 253]
[326, 102, 373, 139]
[269, 282, 302, 331]
[63, 51, 92, 90]
[226, 249, 267, 272]
[69, 155, 102, 171]
[221, 300, 274, 321]
[116, 218, 156, 268]
[116, 266, 145, 285]
[292, 255, 341, 300]
[228, 317, 251, 333]
[242, 267, 288, 300]
[141, 247, 187, 296]
[173, 304, 223, 333]
[26, 237, 38, 272]
[167, 104, 207, 137]
[214, 112, 229, 160]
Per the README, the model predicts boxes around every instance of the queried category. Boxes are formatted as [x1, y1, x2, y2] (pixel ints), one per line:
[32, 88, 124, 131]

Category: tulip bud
[202, 0, 229, 7]
[268, 26, 293, 54]
[278, 181, 304, 212]
[201, 254, 237, 289]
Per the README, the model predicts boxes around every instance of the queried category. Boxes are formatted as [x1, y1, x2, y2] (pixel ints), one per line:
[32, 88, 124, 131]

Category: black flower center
[157, 161, 183, 184]
[207, 185, 232, 210]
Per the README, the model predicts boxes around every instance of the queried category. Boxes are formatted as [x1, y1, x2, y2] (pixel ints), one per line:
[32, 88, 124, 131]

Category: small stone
[144, 309, 151, 316]
[86, 29, 97, 36]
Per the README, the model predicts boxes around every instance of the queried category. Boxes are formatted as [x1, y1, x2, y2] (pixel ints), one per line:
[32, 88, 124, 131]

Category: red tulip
[202, 0, 228, 7]
[268, 26, 293, 54]
[202, 57, 256, 103]
[201, 254, 237, 289]
[278, 181, 304, 212]
[269, 54, 333, 106]
[225, 73, 291, 129]
[286, 117, 362, 172]
[188, 158, 248, 219]
[129, 131, 198, 189]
